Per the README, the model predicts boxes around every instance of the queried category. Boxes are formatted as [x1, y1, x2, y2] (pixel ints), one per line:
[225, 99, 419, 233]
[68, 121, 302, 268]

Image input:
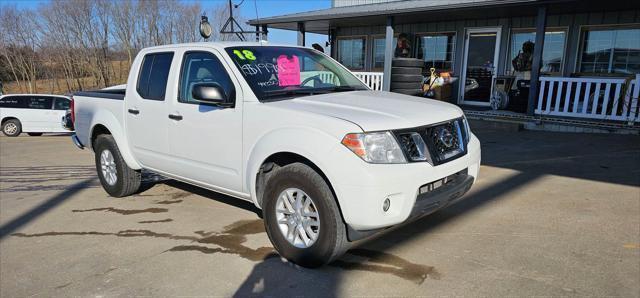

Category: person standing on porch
[512, 40, 534, 80]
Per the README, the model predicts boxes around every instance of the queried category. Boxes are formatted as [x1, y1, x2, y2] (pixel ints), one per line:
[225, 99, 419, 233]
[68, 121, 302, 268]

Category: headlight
[341, 132, 406, 164]
[462, 116, 471, 143]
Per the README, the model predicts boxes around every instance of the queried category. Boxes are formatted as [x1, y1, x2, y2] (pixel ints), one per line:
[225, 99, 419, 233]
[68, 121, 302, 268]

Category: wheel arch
[254, 151, 352, 239]
[89, 121, 141, 170]
[245, 127, 345, 207]
[255, 152, 338, 208]
[1, 116, 19, 125]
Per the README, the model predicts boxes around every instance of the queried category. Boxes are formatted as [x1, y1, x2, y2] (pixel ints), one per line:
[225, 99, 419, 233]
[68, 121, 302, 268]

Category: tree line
[0, 0, 246, 94]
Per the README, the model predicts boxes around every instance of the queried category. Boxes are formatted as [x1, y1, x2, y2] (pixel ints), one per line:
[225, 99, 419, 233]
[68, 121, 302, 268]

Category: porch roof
[248, 0, 542, 33]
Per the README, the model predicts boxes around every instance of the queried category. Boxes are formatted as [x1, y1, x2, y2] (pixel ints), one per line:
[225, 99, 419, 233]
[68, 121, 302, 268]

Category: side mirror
[191, 83, 233, 107]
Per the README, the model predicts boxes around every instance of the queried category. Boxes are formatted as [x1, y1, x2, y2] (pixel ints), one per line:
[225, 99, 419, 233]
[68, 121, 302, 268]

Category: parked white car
[0, 94, 71, 137]
[71, 42, 481, 267]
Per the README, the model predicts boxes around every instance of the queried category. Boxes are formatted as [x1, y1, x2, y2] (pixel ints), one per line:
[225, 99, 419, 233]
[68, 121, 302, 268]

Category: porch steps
[464, 110, 639, 135]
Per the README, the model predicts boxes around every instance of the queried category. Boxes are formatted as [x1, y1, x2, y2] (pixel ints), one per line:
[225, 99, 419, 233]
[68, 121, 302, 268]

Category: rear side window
[0, 96, 26, 108]
[53, 98, 70, 110]
[27, 96, 53, 109]
[137, 52, 174, 100]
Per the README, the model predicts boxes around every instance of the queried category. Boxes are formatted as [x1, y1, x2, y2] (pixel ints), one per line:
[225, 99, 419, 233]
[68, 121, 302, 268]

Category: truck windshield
[225, 46, 368, 101]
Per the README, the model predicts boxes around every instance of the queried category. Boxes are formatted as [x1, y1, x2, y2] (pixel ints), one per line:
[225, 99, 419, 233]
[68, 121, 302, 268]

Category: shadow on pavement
[162, 180, 262, 217]
[477, 129, 640, 186]
[0, 177, 97, 240]
[231, 170, 540, 296]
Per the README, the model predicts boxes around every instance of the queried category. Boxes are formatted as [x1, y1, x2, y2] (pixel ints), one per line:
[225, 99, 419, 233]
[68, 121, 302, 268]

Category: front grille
[396, 132, 428, 162]
[424, 121, 465, 164]
[394, 118, 468, 166]
[398, 134, 420, 158]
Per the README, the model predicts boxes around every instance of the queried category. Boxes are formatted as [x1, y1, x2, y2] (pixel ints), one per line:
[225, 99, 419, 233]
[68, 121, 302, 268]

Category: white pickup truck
[71, 42, 481, 267]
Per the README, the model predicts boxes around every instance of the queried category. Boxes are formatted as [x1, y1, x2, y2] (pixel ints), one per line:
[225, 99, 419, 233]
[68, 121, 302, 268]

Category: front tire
[262, 162, 348, 268]
[2, 119, 22, 137]
[94, 134, 141, 197]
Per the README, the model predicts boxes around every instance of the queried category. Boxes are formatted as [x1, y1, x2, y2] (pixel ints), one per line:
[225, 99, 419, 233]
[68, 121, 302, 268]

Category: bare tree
[111, 0, 138, 68]
[0, 6, 43, 93]
[0, 0, 250, 94]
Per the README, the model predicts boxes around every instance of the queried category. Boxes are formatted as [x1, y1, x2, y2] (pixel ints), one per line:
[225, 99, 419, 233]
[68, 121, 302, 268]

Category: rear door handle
[168, 114, 183, 121]
[128, 109, 140, 115]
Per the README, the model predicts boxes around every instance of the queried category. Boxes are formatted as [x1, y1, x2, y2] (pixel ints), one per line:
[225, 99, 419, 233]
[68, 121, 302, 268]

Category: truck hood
[266, 91, 463, 132]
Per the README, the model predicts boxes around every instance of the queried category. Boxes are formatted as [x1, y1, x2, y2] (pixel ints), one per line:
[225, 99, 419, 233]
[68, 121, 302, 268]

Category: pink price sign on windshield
[277, 55, 301, 86]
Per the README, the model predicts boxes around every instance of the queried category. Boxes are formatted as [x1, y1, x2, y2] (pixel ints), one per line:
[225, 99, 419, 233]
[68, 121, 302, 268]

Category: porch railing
[301, 71, 383, 91]
[353, 72, 384, 91]
[535, 74, 640, 123]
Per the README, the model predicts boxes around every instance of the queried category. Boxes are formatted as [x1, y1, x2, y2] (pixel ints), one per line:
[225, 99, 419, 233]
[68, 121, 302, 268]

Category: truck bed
[74, 89, 125, 100]
[73, 88, 127, 149]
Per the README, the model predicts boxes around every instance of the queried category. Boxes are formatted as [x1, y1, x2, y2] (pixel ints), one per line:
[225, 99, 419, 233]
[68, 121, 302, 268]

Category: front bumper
[409, 169, 474, 218]
[327, 132, 481, 232]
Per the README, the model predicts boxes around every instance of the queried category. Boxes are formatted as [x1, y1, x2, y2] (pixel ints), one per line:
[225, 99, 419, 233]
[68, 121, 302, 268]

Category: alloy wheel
[100, 149, 118, 186]
[275, 188, 320, 248]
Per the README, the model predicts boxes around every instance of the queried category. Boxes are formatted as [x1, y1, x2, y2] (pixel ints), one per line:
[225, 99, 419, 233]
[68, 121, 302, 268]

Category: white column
[382, 16, 394, 92]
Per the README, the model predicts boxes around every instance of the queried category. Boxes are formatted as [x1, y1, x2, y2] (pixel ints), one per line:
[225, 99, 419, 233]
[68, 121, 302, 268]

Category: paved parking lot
[1, 126, 639, 297]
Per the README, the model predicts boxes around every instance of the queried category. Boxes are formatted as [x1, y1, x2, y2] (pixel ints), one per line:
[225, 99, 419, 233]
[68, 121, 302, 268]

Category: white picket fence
[353, 72, 384, 91]
[300, 71, 336, 84]
[300, 71, 383, 91]
[535, 74, 640, 123]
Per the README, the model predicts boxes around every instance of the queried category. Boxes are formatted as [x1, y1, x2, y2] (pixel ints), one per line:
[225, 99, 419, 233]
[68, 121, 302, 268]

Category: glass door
[460, 28, 501, 105]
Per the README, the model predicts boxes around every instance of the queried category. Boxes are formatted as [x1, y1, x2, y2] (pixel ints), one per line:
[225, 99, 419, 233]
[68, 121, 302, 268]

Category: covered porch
[249, 0, 640, 126]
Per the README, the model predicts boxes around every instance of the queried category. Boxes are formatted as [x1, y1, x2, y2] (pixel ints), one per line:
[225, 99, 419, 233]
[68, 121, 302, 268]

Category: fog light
[383, 198, 390, 212]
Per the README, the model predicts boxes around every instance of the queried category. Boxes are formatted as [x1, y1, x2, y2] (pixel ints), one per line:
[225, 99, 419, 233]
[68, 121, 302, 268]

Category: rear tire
[392, 67, 422, 75]
[262, 162, 349, 268]
[391, 82, 423, 89]
[392, 58, 424, 68]
[94, 134, 141, 197]
[27, 133, 43, 136]
[390, 74, 424, 82]
[2, 119, 22, 137]
[392, 88, 423, 96]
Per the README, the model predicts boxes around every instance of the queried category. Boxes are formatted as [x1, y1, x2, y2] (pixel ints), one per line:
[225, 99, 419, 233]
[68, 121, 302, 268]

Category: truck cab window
[136, 52, 174, 100]
[179, 51, 235, 104]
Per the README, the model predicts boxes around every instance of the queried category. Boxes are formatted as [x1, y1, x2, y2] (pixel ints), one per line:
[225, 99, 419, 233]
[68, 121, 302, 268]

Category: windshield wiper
[326, 86, 366, 92]
[262, 89, 324, 100]
[261, 86, 366, 101]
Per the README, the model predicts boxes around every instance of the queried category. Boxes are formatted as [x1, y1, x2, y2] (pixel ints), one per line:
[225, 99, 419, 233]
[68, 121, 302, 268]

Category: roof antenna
[220, 0, 247, 41]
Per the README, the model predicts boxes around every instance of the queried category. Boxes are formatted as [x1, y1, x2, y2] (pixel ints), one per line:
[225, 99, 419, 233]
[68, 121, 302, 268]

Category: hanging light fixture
[199, 14, 212, 40]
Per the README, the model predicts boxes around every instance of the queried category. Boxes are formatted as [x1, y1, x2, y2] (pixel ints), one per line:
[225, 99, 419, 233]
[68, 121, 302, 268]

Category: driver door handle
[168, 114, 183, 121]
[128, 109, 140, 115]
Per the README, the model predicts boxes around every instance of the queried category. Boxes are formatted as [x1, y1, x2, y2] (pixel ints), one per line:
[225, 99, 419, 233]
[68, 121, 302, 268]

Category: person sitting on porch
[395, 33, 412, 58]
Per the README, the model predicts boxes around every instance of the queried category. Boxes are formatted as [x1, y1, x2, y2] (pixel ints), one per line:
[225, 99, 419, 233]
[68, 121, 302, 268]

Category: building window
[372, 37, 397, 70]
[337, 38, 366, 70]
[416, 33, 456, 73]
[507, 30, 566, 74]
[579, 26, 640, 74]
